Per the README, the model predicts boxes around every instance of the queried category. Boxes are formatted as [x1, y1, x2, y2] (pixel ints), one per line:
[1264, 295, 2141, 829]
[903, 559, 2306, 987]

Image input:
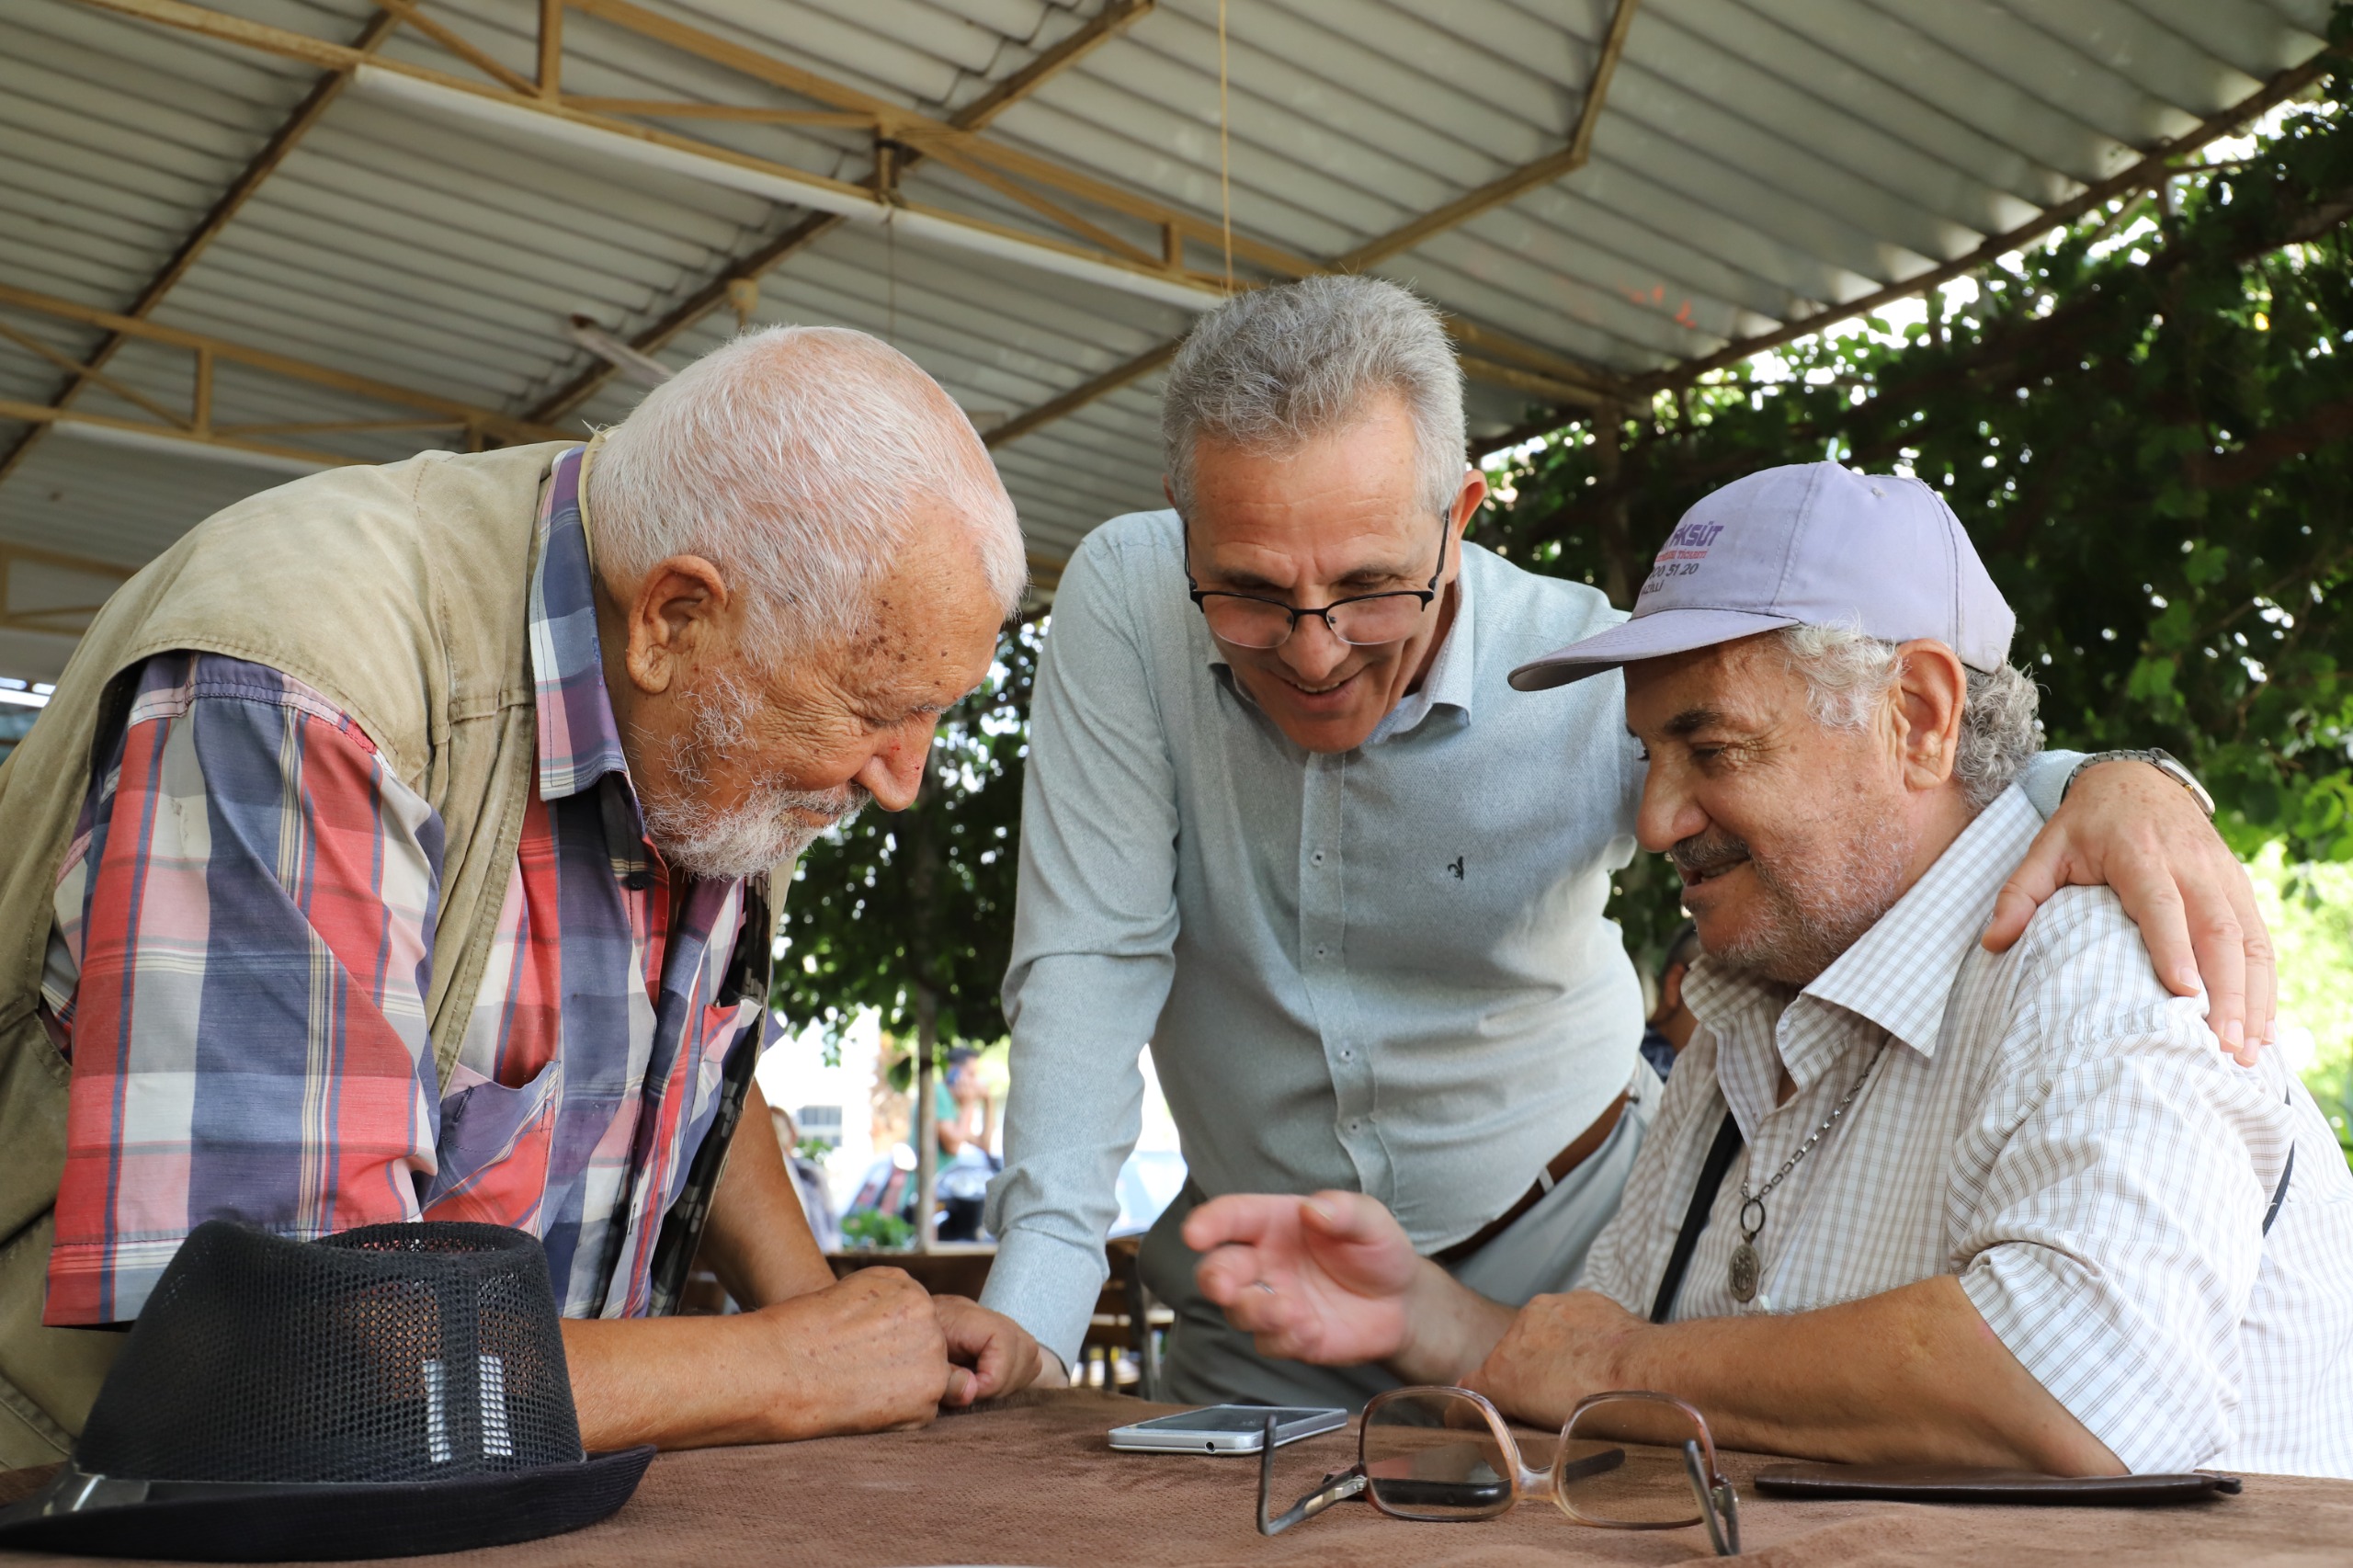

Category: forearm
[564, 1311, 821, 1450]
[696, 1083, 835, 1308]
[983, 958, 1167, 1361]
[565, 1265, 948, 1449]
[1387, 1260, 1518, 1386]
[1586, 1277, 2122, 1473]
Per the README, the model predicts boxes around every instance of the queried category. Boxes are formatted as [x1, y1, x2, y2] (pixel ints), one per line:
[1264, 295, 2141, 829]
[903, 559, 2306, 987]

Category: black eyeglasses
[1256, 1387, 1739, 1557]
[1184, 509, 1451, 650]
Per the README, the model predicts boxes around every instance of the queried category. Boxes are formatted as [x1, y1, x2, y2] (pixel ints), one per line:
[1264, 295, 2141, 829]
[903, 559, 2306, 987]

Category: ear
[1890, 638, 1967, 792]
[1449, 465, 1488, 535]
[618, 554, 732, 697]
[1162, 474, 1178, 509]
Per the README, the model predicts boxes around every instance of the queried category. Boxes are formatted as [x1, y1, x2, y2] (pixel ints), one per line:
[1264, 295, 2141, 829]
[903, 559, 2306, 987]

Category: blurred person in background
[1641, 920, 1705, 1080]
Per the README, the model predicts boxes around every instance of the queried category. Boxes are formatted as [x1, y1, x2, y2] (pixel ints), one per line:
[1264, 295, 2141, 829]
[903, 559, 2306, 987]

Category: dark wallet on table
[1753, 1463, 2243, 1505]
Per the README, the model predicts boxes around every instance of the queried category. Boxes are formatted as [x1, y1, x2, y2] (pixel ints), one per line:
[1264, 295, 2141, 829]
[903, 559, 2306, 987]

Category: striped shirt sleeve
[1953, 929, 2282, 1474]
[44, 653, 446, 1326]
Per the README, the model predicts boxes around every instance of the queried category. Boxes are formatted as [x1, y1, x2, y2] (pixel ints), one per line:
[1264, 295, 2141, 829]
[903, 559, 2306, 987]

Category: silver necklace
[1728, 1039, 1890, 1303]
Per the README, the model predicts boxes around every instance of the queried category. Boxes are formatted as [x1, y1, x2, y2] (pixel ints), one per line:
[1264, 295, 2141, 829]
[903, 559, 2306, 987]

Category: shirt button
[1339, 1048, 1354, 1062]
[1315, 946, 1328, 958]
[1347, 1119, 1361, 1133]
[1311, 851, 1325, 865]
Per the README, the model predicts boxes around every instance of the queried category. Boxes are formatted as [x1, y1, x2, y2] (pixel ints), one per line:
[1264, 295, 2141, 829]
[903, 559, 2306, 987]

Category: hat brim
[0, 1446, 655, 1562]
[1507, 607, 1802, 691]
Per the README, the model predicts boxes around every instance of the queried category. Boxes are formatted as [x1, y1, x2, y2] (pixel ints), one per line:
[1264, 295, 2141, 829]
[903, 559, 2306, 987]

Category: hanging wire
[1217, 0, 1234, 292]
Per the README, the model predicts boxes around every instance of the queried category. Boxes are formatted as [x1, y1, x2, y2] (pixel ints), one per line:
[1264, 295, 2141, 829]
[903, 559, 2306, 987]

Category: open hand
[1183, 1190, 1422, 1365]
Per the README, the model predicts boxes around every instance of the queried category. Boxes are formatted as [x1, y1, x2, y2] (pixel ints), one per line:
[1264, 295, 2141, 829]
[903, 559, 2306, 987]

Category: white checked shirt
[1581, 787, 2353, 1479]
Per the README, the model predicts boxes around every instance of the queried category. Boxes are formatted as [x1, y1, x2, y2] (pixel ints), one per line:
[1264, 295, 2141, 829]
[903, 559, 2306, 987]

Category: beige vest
[0, 442, 580, 1466]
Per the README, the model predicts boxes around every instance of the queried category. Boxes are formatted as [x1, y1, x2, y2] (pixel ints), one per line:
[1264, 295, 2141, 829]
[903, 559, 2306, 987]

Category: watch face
[2150, 755, 2216, 815]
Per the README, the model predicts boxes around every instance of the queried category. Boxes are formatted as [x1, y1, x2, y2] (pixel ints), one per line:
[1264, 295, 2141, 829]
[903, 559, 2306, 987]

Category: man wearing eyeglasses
[982, 276, 2279, 1408]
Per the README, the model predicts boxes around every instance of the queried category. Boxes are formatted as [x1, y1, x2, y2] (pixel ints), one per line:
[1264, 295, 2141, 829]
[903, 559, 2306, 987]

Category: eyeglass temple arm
[1680, 1439, 1741, 1558]
[1257, 1415, 1366, 1537]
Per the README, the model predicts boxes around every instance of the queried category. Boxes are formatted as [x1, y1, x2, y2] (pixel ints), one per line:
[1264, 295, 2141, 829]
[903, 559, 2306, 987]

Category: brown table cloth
[4, 1390, 2346, 1566]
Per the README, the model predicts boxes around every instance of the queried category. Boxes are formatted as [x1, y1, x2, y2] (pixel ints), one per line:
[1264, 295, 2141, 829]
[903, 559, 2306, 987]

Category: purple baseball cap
[1507, 461, 2016, 691]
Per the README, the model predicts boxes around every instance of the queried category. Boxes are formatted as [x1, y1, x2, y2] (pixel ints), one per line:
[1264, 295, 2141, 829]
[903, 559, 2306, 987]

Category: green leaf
[2183, 540, 2230, 586]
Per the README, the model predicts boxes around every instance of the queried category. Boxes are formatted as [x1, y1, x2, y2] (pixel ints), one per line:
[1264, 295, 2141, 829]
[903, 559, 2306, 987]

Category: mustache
[773, 782, 870, 822]
[1670, 829, 1751, 884]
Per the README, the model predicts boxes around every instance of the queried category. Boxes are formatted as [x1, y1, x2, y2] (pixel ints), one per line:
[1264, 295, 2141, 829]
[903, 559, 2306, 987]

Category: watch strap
[2065, 748, 2216, 818]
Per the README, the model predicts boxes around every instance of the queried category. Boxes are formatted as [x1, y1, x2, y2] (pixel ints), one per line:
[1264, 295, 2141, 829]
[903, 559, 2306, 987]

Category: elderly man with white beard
[1187, 463, 2353, 1479]
[0, 326, 1044, 1465]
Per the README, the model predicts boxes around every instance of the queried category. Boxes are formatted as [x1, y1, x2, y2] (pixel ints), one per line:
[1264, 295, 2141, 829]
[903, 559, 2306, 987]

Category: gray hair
[589, 325, 1026, 661]
[1162, 276, 1465, 517]
[1775, 624, 2041, 808]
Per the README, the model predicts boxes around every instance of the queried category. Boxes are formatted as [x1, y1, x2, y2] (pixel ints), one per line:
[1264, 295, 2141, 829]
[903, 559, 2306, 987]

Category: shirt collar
[1373, 561, 1477, 741]
[1683, 785, 2040, 1068]
[1199, 551, 1480, 745]
[529, 440, 631, 801]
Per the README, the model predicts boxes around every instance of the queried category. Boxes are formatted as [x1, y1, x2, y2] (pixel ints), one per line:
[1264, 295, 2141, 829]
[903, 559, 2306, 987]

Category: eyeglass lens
[1199, 592, 1428, 650]
[1555, 1394, 1711, 1528]
[1359, 1390, 1517, 1520]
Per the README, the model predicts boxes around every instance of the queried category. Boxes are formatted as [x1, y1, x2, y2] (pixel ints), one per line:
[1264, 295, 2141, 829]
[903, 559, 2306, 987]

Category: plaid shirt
[42, 445, 767, 1324]
[1582, 787, 2353, 1479]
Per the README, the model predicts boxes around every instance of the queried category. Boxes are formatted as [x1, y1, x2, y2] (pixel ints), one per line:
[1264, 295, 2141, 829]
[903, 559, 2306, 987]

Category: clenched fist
[768, 1267, 953, 1435]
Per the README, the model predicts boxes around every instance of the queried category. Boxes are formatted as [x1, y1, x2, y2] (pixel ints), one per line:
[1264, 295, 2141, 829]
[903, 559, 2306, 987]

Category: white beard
[636, 672, 870, 881]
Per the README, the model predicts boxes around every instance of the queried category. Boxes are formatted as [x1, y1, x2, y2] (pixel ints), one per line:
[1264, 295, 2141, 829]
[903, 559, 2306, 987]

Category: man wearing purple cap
[1186, 460, 2353, 1476]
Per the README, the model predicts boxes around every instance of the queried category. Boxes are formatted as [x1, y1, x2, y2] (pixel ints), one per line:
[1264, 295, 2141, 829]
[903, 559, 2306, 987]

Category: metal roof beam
[558, 0, 1285, 265]
[524, 0, 1161, 424]
[73, 4, 1243, 310]
[0, 281, 575, 453]
[0, 399, 352, 474]
[81, 0, 1618, 448]
[1334, 0, 1642, 272]
[981, 2, 1644, 453]
[0, 540, 136, 583]
[0, 6, 399, 488]
[0, 542, 128, 642]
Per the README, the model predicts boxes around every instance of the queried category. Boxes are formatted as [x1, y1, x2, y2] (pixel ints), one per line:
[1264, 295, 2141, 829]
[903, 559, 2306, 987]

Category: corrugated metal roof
[0, 0, 2331, 677]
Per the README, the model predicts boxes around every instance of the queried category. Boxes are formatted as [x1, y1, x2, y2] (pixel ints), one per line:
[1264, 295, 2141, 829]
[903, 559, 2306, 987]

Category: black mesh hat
[0, 1221, 654, 1561]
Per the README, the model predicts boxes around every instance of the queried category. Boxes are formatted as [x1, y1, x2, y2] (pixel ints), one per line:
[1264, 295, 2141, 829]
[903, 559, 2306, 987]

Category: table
[4, 1390, 2346, 1566]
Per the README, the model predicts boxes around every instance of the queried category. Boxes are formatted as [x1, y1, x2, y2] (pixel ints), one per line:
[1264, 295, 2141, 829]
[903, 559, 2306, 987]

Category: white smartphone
[1107, 1404, 1349, 1455]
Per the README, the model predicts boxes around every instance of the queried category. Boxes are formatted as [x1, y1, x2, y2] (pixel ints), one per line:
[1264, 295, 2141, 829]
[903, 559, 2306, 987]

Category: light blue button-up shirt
[981, 507, 2074, 1363]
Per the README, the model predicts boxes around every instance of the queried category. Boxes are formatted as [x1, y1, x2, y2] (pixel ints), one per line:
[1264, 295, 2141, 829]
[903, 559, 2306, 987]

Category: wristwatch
[2065, 748, 2216, 817]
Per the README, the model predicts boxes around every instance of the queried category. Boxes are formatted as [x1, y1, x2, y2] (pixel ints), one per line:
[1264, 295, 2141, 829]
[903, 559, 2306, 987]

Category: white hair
[1162, 275, 1465, 517]
[1775, 624, 2041, 808]
[589, 325, 1025, 661]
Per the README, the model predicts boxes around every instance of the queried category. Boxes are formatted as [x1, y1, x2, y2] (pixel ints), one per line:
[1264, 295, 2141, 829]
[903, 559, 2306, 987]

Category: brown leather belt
[1429, 1090, 1630, 1267]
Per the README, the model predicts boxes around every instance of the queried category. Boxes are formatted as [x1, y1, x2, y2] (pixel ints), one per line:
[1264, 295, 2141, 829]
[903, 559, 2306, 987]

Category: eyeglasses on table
[1255, 1386, 1740, 1558]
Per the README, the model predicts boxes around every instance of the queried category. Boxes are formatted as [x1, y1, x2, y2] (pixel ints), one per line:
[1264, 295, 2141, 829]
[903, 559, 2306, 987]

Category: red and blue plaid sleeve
[45, 653, 446, 1326]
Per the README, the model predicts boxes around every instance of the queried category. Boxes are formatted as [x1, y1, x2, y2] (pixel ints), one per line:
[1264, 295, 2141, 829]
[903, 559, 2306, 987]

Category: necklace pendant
[1728, 1242, 1761, 1302]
